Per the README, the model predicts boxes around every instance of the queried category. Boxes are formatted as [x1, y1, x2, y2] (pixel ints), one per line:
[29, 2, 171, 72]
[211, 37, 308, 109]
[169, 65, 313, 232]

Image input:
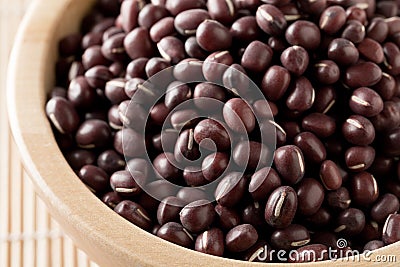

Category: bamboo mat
[0, 1, 99, 266]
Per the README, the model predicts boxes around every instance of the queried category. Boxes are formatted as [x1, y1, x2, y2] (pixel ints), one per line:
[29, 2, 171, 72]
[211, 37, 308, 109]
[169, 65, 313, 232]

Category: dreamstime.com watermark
[255, 239, 398, 263]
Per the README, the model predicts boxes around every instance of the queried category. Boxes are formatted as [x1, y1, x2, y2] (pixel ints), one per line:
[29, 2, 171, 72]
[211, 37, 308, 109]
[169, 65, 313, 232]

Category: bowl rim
[6, 0, 400, 266]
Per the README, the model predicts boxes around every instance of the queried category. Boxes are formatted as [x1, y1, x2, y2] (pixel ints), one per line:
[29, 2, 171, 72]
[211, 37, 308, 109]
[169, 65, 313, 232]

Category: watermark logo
[253, 238, 397, 263]
[336, 238, 347, 249]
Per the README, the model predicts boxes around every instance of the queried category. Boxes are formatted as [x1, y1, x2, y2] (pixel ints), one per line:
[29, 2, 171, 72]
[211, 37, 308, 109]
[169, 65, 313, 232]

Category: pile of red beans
[46, 0, 400, 263]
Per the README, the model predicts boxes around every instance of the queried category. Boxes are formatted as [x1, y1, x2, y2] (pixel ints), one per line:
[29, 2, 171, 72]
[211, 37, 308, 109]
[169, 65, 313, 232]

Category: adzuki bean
[49, 0, 400, 263]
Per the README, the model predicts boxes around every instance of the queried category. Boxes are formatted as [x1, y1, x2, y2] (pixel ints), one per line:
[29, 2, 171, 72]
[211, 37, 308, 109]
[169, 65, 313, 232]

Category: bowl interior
[7, 0, 400, 266]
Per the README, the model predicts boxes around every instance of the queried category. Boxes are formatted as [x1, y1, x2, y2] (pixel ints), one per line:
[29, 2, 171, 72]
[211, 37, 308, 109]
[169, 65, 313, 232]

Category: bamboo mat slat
[0, 1, 99, 266]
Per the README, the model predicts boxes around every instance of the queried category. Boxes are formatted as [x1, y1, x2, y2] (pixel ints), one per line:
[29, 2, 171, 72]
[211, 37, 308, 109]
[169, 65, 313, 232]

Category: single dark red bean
[114, 200, 153, 231]
[313, 86, 336, 114]
[344, 62, 382, 88]
[46, 97, 80, 134]
[138, 4, 169, 29]
[327, 38, 359, 66]
[120, 0, 140, 32]
[345, 146, 375, 172]
[241, 41, 273, 73]
[280, 45, 309, 76]
[75, 119, 112, 149]
[270, 224, 310, 250]
[386, 16, 400, 36]
[126, 58, 149, 79]
[286, 76, 315, 112]
[294, 132, 326, 164]
[157, 36, 185, 64]
[104, 78, 128, 105]
[195, 228, 225, 256]
[101, 33, 127, 62]
[215, 172, 247, 207]
[274, 145, 305, 185]
[327, 187, 352, 211]
[285, 20, 321, 50]
[349, 87, 384, 117]
[256, 4, 287, 36]
[357, 38, 384, 64]
[342, 115, 375, 146]
[153, 152, 182, 183]
[264, 186, 298, 228]
[226, 224, 258, 253]
[78, 165, 109, 193]
[124, 27, 154, 60]
[319, 5, 346, 35]
[319, 160, 342, 190]
[184, 37, 208, 60]
[207, 0, 236, 25]
[170, 109, 199, 130]
[367, 18, 388, 43]
[233, 141, 270, 170]
[65, 149, 96, 171]
[196, 20, 232, 52]
[156, 222, 194, 248]
[302, 113, 336, 138]
[179, 199, 215, 233]
[373, 73, 396, 101]
[335, 208, 365, 236]
[202, 51, 234, 83]
[223, 98, 255, 134]
[200, 152, 228, 182]
[296, 178, 325, 216]
[313, 60, 340, 85]
[174, 128, 200, 163]
[110, 170, 145, 197]
[384, 42, 400, 76]
[194, 119, 230, 151]
[82, 45, 110, 70]
[101, 191, 123, 209]
[174, 9, 210, 36]
[182, 166, 208, 187]
[342, 20, 365, 44]
[249, 167, 281, 201]
[350, 172, 379, 206]
[150, 17, 176, 42]
[84, 65, 113, 89]
[261, 65, 291, 101]
[382, 214, 400, 245]
[165, 0, 206, 15]
[230, 16, 261, 44]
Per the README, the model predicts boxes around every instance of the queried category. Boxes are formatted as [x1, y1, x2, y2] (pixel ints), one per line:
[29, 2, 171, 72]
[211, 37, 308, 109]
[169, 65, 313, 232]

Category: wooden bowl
[7, 0, 400, 266]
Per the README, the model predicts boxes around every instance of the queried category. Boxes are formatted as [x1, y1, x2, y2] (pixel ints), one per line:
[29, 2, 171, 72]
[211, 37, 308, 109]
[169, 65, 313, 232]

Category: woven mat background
[0, 1, 99, 266]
